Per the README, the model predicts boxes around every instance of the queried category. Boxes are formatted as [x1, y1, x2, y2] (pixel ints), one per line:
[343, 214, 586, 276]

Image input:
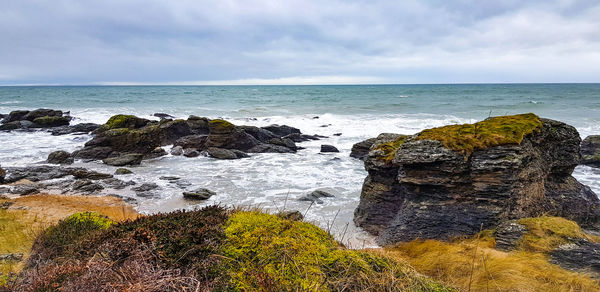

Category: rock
[247, 144, 295, 153]
[231, 149, 250, 158]
[70, 169, 113, 180]
[47, 150, 74, 165]
[550, 239, 600, 275]
[72, 180, 104, 193]
[51, 123, 100, 135]
[102, 178, 136, 190]
[205, 120, 260, 151]
[0, 165, 5, 184]
[114, 168, 133, 175]
[277, 210, 304, 221]
[0, 121, 23, 131]
[320, 145, 339, 153]
[268, 138, 297, 151]
[298, 190, 335, 204]
[183, 188, 216, 200]
[31, 116, 71, 128]
[23, 109, 63, 121]
[238, 126, 278, 143]
[72, 146, 114, 160]
[581, 135, 600, 168]
[174, 135, 208, 149]
[0, 253, 23, 262]
[494, 220, 527, 251]
[170, 146, 184, 156]
[103, 153, 144, 166]
[147, 147, 167, 159]
[354, 114, 600, 245]
[186, 116, 210, 134]
[11, 184, 40, 196]
[132, 183, 159, 192]
[2, 110, 30, 123]
[3, 166, 74, 183]
[262, 124, 301, 137]
[282, 133, 324, 142]
[159, 176, 180, 181]
[206, 147, 238, 160]
[157, 119, 192, 145]
[350, 138, 378, 160]
[154, 113, 174, 119]
[183, 148, 200, 158]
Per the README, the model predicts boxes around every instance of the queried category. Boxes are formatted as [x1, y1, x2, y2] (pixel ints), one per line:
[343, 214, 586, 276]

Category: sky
[1, 0, 599, 85]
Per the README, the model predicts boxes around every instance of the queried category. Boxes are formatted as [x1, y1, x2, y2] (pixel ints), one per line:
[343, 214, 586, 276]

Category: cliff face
[354, 114, 600, 245]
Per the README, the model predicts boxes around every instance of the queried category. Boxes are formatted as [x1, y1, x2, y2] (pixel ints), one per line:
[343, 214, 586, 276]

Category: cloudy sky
[1, 0, 599, 85]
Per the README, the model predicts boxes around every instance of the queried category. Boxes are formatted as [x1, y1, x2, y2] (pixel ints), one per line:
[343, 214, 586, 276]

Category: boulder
[47, 151, 74, 165]
[157, 119, 192, 145]
[276, 210, 304, 221]
[70, 169, 113, 180]
[2, 110, 30, 123]
[72, 180, 104, 194]
[0, 165, 5, 184]
[174, 135, 208, 149]
[147, 147, 167, 159]
[320, 145, 339, 153]
[132, 183, 159, 192]
[238, 126, 278, 143]
[298, 190, 335, 204]
[205, 120, 260, 151]
[183, 188, 216, 200]
[0, 121, 23, 131]
[282, 133, 324, 142]
[31, 116, 71, 128]
[23, 109, 63, 121]
[153, 113, 174, 119]
[183, 148, 200, 158]
[206, 147, 238, 160]
[354, 114, 600, 245]
[262, 124, 301, 137]
[170, 146, 184, 156]
[51, 123, 100, 135]
[102, 153, 144, 166]
[550, 239, 600, 276]
[247, 144, 295, 153]
[114, 168, 133, 175]
[72, 146, 114, 160]
[268, 138, 297, 150]
[581, 135, 600, 168]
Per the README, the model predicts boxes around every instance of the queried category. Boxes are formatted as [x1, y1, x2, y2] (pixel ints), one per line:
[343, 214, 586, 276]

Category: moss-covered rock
[104, 114, 149, 130]
[31, 116, 71, 128]
[209, 119, 235, 134]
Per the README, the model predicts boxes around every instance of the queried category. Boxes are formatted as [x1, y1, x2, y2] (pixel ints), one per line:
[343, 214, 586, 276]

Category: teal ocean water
[1, 84, 599, 246]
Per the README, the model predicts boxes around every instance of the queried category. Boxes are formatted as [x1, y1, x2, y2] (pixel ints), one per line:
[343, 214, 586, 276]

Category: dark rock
[70, 169, 113, 180]
[2, 110, 30, 123]
[0, 165, 5, 184]
[72, 180, 104, 193]
[157, 119, 192, 145]
[247, 144, 295, 153]
[320, 145, 339, 153]
[174, 135, 208, 149]
[170, 146, 184, 156]
[147, 147, 167, 159]
[277, 210, 304, 221]
[23, 109, 63, 121]
[238, 126, 278, 143]
[183, 148, 200, 158]
[4, 166, 74, 183]
[268, 138, 297, 151]
[72, 146, 114, 160]
[11, 184, 40, 196]
[333, 133, 342, 136]
[31, 116, 71, 128]
[114, 168, 133, 175]
[494, 220, 527, 251]
[205, 120, 260, 151]
[206, 147, 238, 160]
[103, 153, 144, 166]
[159, 176, 180, 181]
[183, 188, 216, 200]
[231, 149, 250, 158]
[282, 133, 324, 142]
[351, 134, 406, 160]
[298, 190, 335, 204]
[550, 239, 600, 276]
[154, 113, 174, 119]
[581, 135, 600, 168]
[47, 151, 74, 165]
[186, 116, 210, 134]
[0, 121, 23, 131]
[354, 116, 600, 245]
[51, 123, 100, 135]
[262, 124, 301, 137]
[102, 178, 136, 190]
[132, 183, 159, 192]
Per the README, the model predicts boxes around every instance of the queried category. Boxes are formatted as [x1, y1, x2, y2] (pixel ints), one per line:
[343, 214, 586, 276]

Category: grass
[0, 208, 43, 285]
[517, 216, 600, 253]
[387, 221, 600, 292]
[416, 113, 542, 156]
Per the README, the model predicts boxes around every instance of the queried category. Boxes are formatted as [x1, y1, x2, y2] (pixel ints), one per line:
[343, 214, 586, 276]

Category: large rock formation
[0, 109, 72, 131]
[73, 114, 309, 162]
[354, 113, 600, 245]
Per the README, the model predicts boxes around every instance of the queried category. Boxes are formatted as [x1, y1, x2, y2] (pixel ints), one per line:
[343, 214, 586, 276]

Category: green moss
[517, 216, 600, 252]
[221, 211, 453, 291]
[209, 119, 235, 134]
[105, 114, 146, 130]
[417, 113, 542, 156]
[372, 136, 407, 163]
[32, 116, 70, 127]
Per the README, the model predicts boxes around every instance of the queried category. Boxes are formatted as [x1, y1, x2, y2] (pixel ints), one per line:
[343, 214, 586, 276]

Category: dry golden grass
[517, 216, 600, 253]
[386, 232, 600, 292]
[0, 194, 138, 284]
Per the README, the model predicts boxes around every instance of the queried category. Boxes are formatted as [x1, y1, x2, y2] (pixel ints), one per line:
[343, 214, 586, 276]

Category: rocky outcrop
[354, 114, 600, 245]
[350, 133, 404, 160]
[581, 135, 600, 168]
[74, 114, 308, 162]
[0, 109, 72, 131]
[47, 151, 74, 165]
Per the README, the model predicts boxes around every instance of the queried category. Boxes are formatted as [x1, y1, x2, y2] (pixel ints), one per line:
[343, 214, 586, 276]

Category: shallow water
[1, 84, 599, 247]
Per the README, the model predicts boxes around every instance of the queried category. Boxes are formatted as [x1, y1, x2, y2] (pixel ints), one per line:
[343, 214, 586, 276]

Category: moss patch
[372, 136, 407, 164]
[517, 216, 600, 253]
[105, 114, 147, 130]
[209, 119, 235, 134]
[416, 113, 542, 156]
[32, 116, 70, 127]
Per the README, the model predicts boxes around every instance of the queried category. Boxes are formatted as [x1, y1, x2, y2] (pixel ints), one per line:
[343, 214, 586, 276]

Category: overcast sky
[1, 0, 599, 85]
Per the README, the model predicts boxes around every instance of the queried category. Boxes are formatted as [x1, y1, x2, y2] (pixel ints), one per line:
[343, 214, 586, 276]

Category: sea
[1, 84, 600, 247]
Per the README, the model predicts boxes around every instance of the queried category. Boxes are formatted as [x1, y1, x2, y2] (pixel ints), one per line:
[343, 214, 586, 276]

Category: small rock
[72, 180, 104, 193]
[11, 184, 40, 196]
[103, 153, 144, 166]
[114, 168, 133, 175]
[183, 148, 200, 157]
[298, 190, 335, 204]
[147, 147, 167, 158]
[494, 220, 527, 251]
[333, 133, 342, 136]
[153, 113, 175, 119]
[102, 178, 136, 190]
[183, 188, 216, 200]
[0, 165, 5, 183]
[71, 169, 113, 180]
[159, 176, 180, 181]
[261, 124, 301, 137]
[132, 183, 159, 192]
[276, 210, 304, 221]
[320, 145, 339, 153]
[47, 150, 74, 165]
[170, 146, 184, 156]
[206, 147, 238, 159]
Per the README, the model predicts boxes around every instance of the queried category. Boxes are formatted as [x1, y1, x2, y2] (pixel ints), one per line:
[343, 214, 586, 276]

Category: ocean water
[1, 84, 600, 247]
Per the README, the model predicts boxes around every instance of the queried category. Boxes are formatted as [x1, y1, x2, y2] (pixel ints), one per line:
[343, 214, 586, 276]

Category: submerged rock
[114, 168, 133, 175]
[47, 151, 74, 165]
[298, 190, 335, 204]
[354, 114, 600, 245]
[183, 188, 216, 200]
[170, 146, 184, 156]
[261, 124, 301, 137]
[320, 144, 339, 153]
[581, 135, 600, 168]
